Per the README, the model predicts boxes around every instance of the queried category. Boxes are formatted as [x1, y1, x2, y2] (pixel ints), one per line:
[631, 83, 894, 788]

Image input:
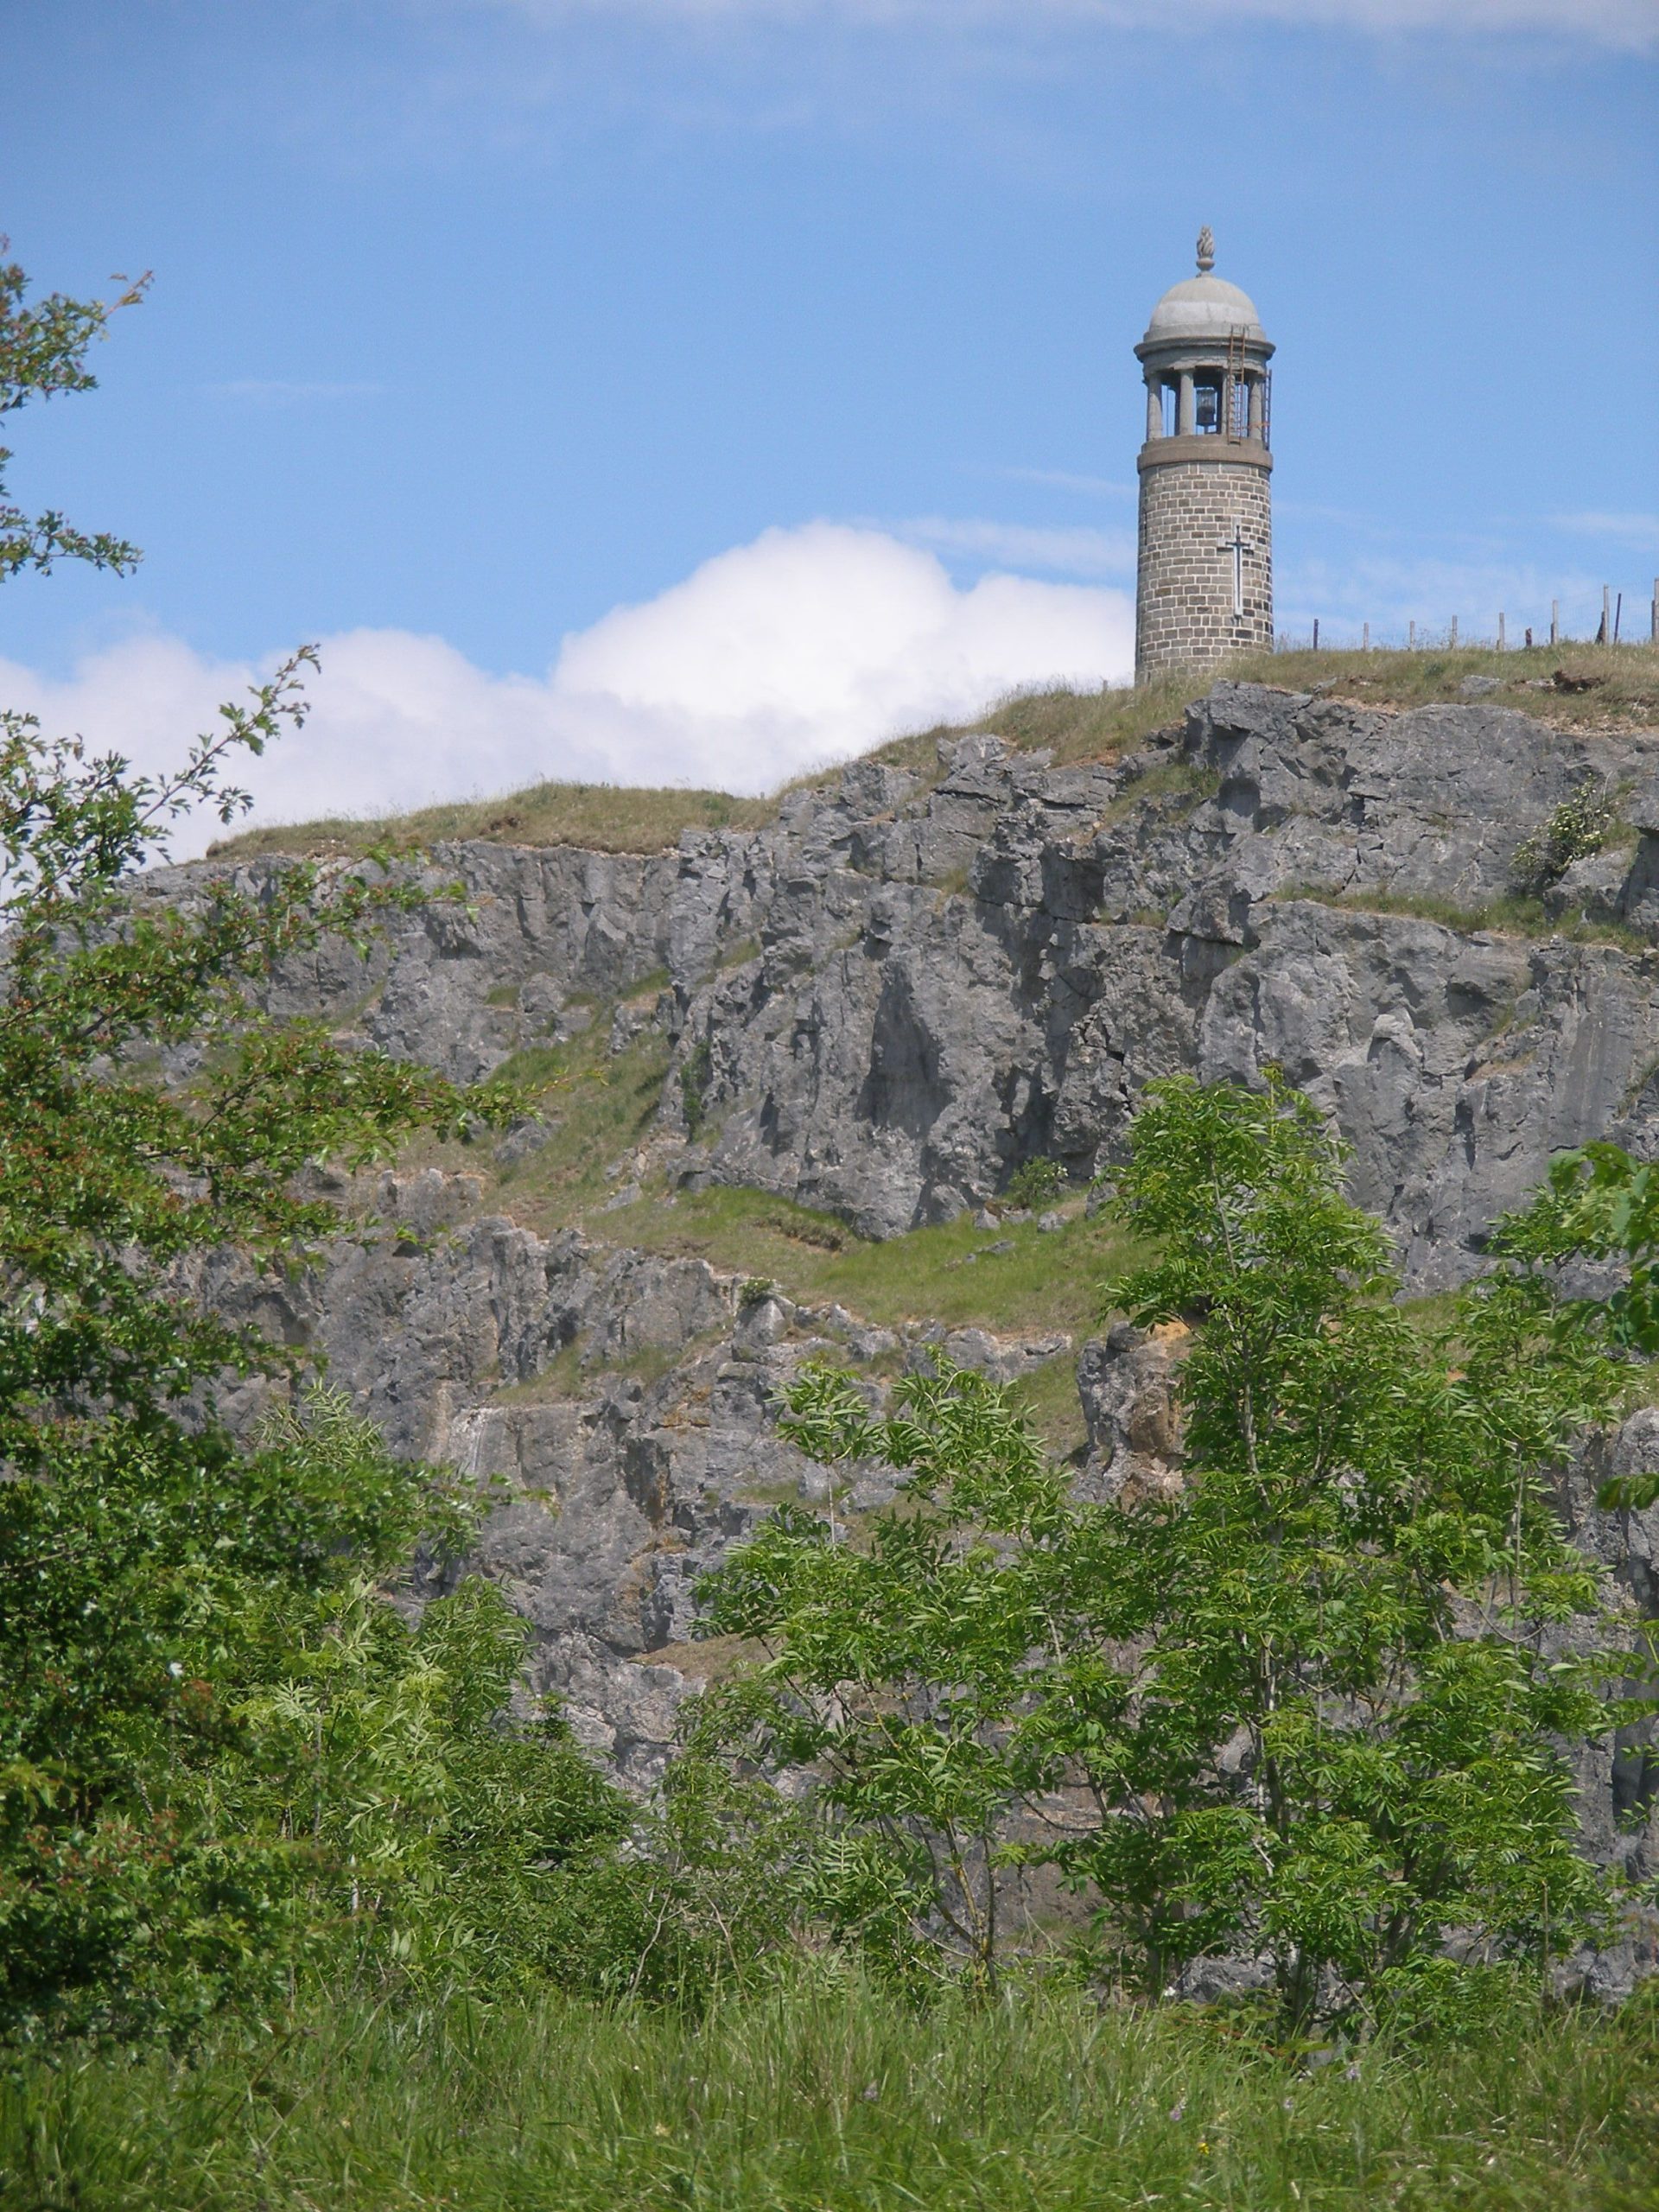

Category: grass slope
[212, 782, 778, 861]
[211, 643, 1659, 862]
[9, 1975, 1658, 2211]
[416, 1007, 1133, 1454]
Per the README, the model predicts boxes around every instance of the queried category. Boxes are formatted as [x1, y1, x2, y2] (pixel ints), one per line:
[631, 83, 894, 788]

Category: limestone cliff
[163, 680, 1659, 1848]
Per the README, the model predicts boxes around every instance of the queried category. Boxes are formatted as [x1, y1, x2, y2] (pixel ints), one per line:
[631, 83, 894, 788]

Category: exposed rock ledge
[163, 683, 1659, 1861]
[157, 681, 1659, 1281]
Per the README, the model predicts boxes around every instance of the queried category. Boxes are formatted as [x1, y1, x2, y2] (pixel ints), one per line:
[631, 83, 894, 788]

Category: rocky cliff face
[166, 680, 1659, 1830]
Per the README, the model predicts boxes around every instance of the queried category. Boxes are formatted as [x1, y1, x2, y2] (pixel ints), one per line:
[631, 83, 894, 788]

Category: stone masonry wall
[1136, 454, 1272, 677]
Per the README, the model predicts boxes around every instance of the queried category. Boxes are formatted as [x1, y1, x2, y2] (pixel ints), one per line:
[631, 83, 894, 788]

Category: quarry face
[175, 680, 1659, 1856]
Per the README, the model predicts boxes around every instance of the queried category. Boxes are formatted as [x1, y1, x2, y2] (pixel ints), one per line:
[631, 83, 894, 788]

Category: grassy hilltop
[210, 642, 1659, 862]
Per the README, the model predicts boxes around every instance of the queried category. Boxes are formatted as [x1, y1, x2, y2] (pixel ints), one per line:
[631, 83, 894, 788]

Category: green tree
[696, 1362, 1068, 1988]
[1491, 1139, 1659, 1510]
[0, 245, 628, 2041]
[0, 655, 607, 2036]
[700, 1077, 1645, 2027]
[1052, 1074, 1631, 2026]
[0, 241, 147, 579]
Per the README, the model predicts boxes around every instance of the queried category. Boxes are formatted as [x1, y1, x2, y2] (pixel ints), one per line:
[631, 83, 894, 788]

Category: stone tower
[1135, 228, 1274, 682]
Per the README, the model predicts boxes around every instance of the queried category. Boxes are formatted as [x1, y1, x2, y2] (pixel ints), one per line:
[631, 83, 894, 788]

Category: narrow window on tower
[1232, 532, 1245, 616]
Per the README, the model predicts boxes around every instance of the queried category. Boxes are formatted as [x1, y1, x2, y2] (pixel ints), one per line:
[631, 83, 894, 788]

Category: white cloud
[1554, 512, 1659, 547]
[0, 523, 1132, 859]
[898, 516, 1135, 578]
[471, 0, 1659, 48]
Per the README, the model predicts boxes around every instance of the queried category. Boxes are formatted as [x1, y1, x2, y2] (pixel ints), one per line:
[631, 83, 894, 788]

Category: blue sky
[2, 0, 1656, 836]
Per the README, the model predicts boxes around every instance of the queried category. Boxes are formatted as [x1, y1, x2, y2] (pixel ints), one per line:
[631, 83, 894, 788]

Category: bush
[1510, 782, 1618, 893]
[1004, 1156, 1066, 1210]
[697, 1076, 1645, 2027]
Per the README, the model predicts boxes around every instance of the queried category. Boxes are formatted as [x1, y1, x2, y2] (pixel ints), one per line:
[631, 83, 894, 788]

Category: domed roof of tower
[1142, 228, 1266, 345]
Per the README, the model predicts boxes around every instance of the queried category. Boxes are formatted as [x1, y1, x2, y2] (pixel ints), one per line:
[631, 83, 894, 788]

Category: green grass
[434, 1020, 677, 1236]
[8, 1974, 1659, 2211]
[1096, 754, 1222, 828]
[415, 1031, 1134, 1352]
[1008, 1351, 1092, 1459]
[1274, 883, 1655, 954]
[207, 781, 781, 861]
[598, 1186, 1137, 1342]
[207, 645, 1659, 868]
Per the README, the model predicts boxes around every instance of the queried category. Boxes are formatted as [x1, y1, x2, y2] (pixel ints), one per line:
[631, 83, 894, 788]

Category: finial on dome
[1196, 226, 1215, 274]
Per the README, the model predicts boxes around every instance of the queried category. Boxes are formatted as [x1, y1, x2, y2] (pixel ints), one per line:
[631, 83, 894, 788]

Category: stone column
[1177, 372, 1195, 435]
[1247, 376, 1264, 441]
[1146, 378, 1163, 441]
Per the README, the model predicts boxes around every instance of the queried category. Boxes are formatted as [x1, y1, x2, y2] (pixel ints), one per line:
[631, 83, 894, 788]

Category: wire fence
[1275, 584, 1659, 657]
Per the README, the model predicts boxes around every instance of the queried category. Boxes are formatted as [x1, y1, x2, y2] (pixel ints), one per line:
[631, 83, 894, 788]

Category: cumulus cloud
[0, 523, 1131, 859]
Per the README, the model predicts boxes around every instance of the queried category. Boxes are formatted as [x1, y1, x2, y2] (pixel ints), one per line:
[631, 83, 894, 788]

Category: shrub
[1004, 1156, 1066, 1211]
[680, 1038, 714, 1135]
[698, 1076, 1645, 2027]
[1510, 782, 1618, 893]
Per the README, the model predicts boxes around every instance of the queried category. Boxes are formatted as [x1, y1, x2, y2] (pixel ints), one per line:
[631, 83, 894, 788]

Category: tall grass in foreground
[6, 1974, 1658, 2211]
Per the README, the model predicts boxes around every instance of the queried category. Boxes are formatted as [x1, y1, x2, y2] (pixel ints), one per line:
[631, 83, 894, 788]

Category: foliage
[2, 1382, 634, 2041]
[0, 242, 148, 582]
[565, 1745, 810, 2005]
[699, 1076, 1643, 2027]
[0, 251, 626, 2039]
[697, 1361, 1071, 1988]
[1510, 780, 1619, 894]
[7, 1970, 1659, 2211]
[1065, 1073, 1630, 2024]
[1004, 1154, 1067, 1210]
[1489, 1140, 1659, 1509]
[0, 663, 562, 2037]
[213, 1395, 632, 1990]
[680, 1036, 714, 1135]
